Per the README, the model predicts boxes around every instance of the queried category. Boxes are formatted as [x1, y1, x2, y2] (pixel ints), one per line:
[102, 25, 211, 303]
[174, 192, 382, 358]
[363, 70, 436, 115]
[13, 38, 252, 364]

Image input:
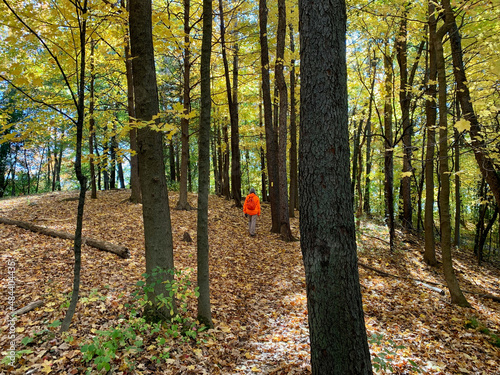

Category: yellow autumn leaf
[454, 118, 471, 133]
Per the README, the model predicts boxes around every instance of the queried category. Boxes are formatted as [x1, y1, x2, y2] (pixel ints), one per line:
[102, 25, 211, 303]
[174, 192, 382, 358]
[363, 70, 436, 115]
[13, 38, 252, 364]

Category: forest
[0, 0, 499, 374]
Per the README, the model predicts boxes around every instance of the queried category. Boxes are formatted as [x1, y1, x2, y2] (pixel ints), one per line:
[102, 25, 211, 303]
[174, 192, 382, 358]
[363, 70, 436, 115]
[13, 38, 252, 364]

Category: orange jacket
[243, 193, 261, 216]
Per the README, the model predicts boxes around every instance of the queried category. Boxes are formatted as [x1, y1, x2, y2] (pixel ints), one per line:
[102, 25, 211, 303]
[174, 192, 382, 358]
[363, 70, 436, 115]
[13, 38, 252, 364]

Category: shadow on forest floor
[0, 189, 498, 374]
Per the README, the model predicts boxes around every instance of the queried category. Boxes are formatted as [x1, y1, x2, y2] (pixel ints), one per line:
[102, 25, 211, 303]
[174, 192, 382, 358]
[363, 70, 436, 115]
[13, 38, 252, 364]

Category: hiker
[243, 187, 261, 237]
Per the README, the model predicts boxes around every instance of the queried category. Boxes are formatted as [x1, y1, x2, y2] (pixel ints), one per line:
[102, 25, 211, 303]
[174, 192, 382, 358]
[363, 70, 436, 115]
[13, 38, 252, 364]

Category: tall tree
[396, 6, 413, 230]
[176, 0, 193, 210]
[88, 39, 97, 200]
[299, 0, 373, 372]
[288, 23, 298, 217]
[196, 0, 213, 328]
[435, 18, 470, 307]
[276, 0, 293, 241]
[442, 0, 500, 208]
[218, 0, 241, 208]
[259, 0, 280, 233]
[423, 0, 438, 266]
[383, 44, 396, 252]
[122, 0, 141, 204]
[129, 0, 175, 321]
[363, 51, 377, 217]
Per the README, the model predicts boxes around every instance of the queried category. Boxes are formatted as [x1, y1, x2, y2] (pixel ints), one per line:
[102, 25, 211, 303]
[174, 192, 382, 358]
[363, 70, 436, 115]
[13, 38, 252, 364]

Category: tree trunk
[478, 205, 498, 265]
[288, 23, 298, 217]
[110, 128, 117, 190]
[363, 53, 377, 217]
[196, 0, 213, 327]
[88, 40, 97, 199]
[0, 216, 130, 258]
[176, 0, 193, 211]
[454, 110, 461, 247]
[130, 0, 175, 321]
[396, 10, 413, 230]
[424, 0, 438, 266]
[169, 139, 176, 182]
[231, 39, 241, 207]
[61, 0, 88, 333]
[383, 47, 395, 252]
[276, 0, 292, 241]
[259, 93, 267, 201]
[122, 0, 142, 203]
[217, 122, 224, 196]
[442, 0, 500, 208]
[211, 121, 219, 195]
[222, 119, 230, 199]
[218, 0, 241, 207]
[435, 25, 470, 308]
[299, 0, 373, 373]
[259, 0, 280, 233]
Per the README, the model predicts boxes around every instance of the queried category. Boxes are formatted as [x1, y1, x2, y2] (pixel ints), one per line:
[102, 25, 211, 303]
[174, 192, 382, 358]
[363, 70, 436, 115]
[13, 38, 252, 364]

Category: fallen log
[0, 216, 130, 259]
[12, 300, 44, 316]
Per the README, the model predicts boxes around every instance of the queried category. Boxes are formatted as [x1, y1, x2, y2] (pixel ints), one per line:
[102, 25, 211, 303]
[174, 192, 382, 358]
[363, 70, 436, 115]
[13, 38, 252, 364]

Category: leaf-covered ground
[0, 190, 499, 374]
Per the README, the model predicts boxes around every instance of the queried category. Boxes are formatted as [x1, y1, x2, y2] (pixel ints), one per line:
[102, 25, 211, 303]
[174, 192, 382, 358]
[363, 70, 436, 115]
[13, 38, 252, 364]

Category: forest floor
[0, 189, 499, 374]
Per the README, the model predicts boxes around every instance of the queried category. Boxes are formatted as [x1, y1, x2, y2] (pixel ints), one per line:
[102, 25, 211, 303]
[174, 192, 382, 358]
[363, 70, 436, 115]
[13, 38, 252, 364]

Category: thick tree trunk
[435, 26, 470, 307]
[130, 0, 175, 321]
[196, 0, 213, 327]
[299, 0, 373, 373]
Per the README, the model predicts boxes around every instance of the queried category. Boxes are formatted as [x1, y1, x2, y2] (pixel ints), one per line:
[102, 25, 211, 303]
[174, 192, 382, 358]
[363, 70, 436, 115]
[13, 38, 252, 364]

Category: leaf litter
[0, 190, 498, 374]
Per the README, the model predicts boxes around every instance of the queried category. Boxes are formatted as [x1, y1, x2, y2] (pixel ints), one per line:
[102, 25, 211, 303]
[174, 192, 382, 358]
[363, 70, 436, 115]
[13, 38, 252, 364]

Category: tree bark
[396, 9, 413, 230]
[218, 0, 241, 207]
[130, 0, 175, 321]
[442, 0, 500, 208]
[383, 46, 395, 252]
[299, 0, 373, 372]
[259, 0, 280, 233]
[435, 23, 470, 307]
[122, 0, 141, 204]
[196, 0, 213, 327]
[424, 0, 438, 266]
[363, 53, 377, 217]
[61, 0, 88, 333]
[88, 40, 97, 200]
[176, 0, 193, 211]
[288, 24, 298, 216]
[276, 0, 292, 241]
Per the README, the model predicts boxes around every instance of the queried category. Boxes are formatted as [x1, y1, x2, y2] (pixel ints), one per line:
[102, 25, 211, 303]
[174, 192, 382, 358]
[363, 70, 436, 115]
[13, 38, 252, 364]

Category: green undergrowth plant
[465, 316, 500, 348]
[369, 333, 421, 373]
[79, 267, 209, 373]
